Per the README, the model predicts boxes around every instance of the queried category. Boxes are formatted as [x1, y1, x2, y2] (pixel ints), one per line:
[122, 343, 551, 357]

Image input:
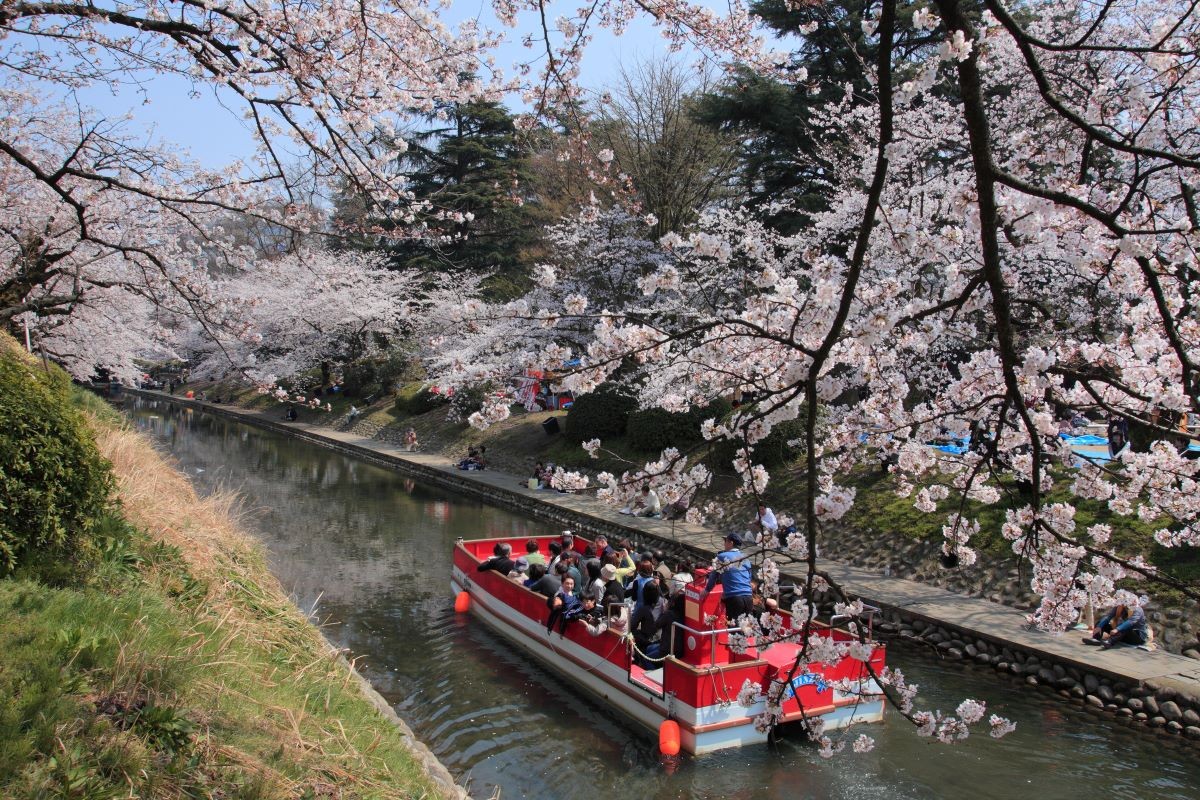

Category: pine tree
[390, 98, 545, 298]
[693, 0, 886, 234]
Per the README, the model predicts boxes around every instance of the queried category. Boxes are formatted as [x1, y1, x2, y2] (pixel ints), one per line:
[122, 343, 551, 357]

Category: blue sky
[70, 0, 743, 170]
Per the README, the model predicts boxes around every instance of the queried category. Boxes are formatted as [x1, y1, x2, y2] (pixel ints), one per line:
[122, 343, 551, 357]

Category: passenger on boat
[580, 542, 598, 567]
[593, 535, 615, 559]
[702, 533, 754, 620]
[524, 563, 546, 589]
[653, 550, 674, 584]
[562, 552, 584, 596]
[613, 541, 637, 583]
[669, 563, 695, 598]
[546, 540, 564, 571]
[631, 582, 666, 667]
[547, 576, 584, 635]
[508, 557, 529, 581]
[477, 542, 515, 575]
[750, 577, 779, 614]
[529, 563, 562, 598]
[583, 561, 606, 602]
[524, 539, 546, 567]
[600, 564, 625, 608]
[629, 558, 657, 610]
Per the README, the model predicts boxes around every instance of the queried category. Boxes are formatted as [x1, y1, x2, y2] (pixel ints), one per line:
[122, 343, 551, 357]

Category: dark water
[125, 398, 1199, 799]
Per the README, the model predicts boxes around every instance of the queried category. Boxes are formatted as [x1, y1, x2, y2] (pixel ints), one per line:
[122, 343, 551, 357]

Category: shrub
[393, 383, 447, 416]
[0, 343, 113, 573]
[627, 408, 701, 453]
[564, 386, 638, 444]
[753, 419, 806, 467]
[627, 397, 734, 454]
[448, 384, 489, 423]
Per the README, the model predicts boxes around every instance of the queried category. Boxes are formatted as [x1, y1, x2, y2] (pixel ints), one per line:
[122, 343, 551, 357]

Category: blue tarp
[1059, 433, 1109, 446]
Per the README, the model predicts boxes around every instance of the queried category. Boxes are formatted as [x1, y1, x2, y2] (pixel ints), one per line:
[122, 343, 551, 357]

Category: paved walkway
[137, 390, 1200, 699]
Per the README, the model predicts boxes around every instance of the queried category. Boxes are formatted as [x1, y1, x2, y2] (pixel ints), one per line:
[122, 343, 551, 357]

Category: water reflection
[125, 398, 1199, 800]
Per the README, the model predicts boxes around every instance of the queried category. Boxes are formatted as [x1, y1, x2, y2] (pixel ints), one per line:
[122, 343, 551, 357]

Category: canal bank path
[133, 390, 1200, 724]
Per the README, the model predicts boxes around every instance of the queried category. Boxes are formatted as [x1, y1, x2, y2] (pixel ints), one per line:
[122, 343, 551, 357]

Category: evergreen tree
[695, 0, 931, 234]
[389, 98, 546, 298]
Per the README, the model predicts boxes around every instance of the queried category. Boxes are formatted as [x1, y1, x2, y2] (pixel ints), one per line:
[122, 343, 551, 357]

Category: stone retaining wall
[826, 519, 1200, 659]
[874, 613, 1200, 741]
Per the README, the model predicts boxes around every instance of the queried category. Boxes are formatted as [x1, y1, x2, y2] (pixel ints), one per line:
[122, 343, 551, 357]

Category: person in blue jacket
[546, 576, 584, 635]
[701, 533, 753, 620]
[1084, 603, 1148, 648]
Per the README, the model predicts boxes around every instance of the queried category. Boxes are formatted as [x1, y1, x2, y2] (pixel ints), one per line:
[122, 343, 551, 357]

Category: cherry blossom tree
[427, 0, 1200, 749]
[0, 0, 501, 377]
[180, 247, 479, 389]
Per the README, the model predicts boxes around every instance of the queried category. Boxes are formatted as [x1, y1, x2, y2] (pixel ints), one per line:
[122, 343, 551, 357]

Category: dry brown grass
[85, 418, 461, 800]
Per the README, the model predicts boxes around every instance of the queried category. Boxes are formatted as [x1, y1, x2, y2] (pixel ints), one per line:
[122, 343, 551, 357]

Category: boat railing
[830, 603, 881, 640]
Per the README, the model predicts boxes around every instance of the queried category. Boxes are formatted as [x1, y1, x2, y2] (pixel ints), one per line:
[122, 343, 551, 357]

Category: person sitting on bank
[1084, 602, 1148, 649]
[755, 502, 780, 546]
[285, 405, 298, 421]
[620, 484, 662, 518]
[701, 533, 754, 620]
[477, 542, 515, 575]
[529, 461, 545, 489]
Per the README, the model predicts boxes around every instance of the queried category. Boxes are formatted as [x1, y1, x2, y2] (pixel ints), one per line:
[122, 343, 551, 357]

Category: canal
[125, 398, 1199, 799]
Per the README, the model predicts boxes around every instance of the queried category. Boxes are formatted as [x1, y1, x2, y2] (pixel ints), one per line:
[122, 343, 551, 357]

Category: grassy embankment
[190, 376, 1199, 603]
[1, 345, 457, 799]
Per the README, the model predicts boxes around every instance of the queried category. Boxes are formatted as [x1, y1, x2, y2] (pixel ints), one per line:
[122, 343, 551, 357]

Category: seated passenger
[583, 561, 605, 602]
[508, 557, 529, 581]
[546, 540, 564, 571]
[524, 539, 546, 567]
[477, 542, 515, 574]
[599, 563, 626, 608]
[524, 563, 546, 589]
[750, 577, 780, 615]
[546, 576, 583, 635]
[530, 563, 562, 598]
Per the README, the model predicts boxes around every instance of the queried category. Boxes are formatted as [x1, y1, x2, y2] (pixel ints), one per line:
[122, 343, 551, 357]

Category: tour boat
[451, 535, 886, 754]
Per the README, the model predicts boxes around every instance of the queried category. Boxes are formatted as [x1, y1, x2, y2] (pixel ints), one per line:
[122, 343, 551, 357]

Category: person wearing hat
[508, 556, 530, 580]
[701, 533, 753, 619]
[600, 563, 625, 608]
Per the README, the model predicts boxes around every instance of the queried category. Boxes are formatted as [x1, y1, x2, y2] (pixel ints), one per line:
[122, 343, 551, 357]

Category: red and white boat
[451, 535, 886, 754]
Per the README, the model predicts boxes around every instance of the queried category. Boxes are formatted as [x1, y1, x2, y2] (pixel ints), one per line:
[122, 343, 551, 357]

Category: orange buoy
[658, 719, 681, 756]
[454, 591, 470, 613]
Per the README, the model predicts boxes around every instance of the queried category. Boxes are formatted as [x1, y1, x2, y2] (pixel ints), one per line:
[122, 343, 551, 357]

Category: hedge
[0, 342, 112, 573]
[564, 386, 638, 444]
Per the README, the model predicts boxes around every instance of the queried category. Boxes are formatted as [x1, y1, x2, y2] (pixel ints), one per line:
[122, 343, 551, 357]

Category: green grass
[834, 465, 1200, 603]
[0, 509, 446, 799]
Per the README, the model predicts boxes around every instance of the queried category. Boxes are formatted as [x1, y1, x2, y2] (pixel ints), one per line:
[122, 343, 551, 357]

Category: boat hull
[451, 542, 885, 755]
